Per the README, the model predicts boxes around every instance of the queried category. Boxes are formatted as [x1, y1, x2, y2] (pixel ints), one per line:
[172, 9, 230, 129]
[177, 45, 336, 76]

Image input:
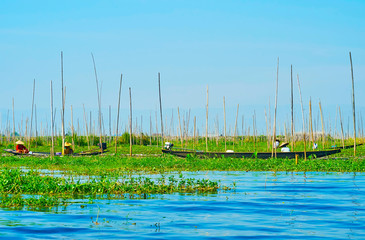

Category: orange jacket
[16, 144, 29, 153]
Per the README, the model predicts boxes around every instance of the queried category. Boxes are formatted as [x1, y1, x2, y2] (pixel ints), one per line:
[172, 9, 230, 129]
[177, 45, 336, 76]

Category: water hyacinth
[0, 168, 220, 208]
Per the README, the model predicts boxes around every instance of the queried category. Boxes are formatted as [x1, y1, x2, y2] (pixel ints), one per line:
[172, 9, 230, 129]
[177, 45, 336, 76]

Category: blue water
[0, 171, 364, 239]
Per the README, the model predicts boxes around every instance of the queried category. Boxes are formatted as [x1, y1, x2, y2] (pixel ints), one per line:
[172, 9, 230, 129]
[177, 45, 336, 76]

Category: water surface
[0, 171, 364, 239]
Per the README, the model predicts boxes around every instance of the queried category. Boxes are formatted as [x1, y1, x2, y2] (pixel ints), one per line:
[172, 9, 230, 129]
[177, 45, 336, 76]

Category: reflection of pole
[349, 52, 356, 156]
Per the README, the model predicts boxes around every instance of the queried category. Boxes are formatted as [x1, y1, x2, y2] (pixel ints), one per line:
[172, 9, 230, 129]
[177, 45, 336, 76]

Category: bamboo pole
[149, 113, 152, 145]
[233, 104, 239, 151]
[291, 64, 295, 151]
[61, 52, 65, 155]
[91, 53, 103, 153]
[319, 101, 325, 149]
[193, 116, 196, 150]
[223, 96, 227, 152]
[177, 107, 183, 147]
[129, 87, 133, 157]
[297, 74, 306, 160]
[339, 106, 345, 149]
[309, 98, 314, 149]
[115, 74, 123, 154]
[35, 104, 38, 147]
[50, 81, 55, 157]
[253, 111, 256, 151]
[83, 104, 90, 150]
[28, 79, 35, 150]
[271, 57, 279, 158]
[12, 97, 15, 147]
[71, 105, 75, 151]
[206, 85, 209, 152]
[158, 72, 164, 145]
[265, 109, 269, 151]
[109, 105, 111, 144]
[349, 52, 356, 156]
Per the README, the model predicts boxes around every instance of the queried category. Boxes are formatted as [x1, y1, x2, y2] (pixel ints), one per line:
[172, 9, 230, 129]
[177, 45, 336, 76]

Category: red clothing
[16, 144, 29, 153]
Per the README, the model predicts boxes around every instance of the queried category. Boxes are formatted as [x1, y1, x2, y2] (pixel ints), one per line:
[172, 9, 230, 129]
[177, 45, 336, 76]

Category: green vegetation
[0, 168, 220, 209]
[0, 134, 364, 209]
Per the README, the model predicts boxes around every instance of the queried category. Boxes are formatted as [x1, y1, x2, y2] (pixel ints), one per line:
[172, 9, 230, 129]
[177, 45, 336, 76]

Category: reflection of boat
[3, 149, 105, 156]
[162, 149, 341, 159]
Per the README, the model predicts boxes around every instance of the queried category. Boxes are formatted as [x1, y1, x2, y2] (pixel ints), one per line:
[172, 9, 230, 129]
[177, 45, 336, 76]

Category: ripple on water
[0, 171, 364, 239]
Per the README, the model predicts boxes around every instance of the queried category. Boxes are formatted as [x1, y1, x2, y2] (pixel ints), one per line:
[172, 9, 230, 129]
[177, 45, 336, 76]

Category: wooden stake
[158, 72, 164, 145]
[206, 85, 209, 152]
[319, 101, 325, 149]
[349, 52, 356, 156]
[71, 105, 75, 151]
[223, 96, 227, 152]
[309, 98, 314, 149]
[61, 52, 65, 155]
[115, 74, 123, 154]
[177, 107, 183, 147]
[12, 97, 15, 147]
[297, 74, 306, 160]
[233, 104, 239, 151]
[83, 104, 90, 150]
[272, 57, 279, 158]
[50, 81, 55, 157]
[29, 79, 35, 150]
[129, 87, 133, 157]
[291, 64, 295, 151]
[339, 106, 345, 149]
[91, 53, 103, 153]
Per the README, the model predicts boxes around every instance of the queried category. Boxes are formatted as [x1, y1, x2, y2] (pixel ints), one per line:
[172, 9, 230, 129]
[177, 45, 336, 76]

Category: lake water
[0, 171, 364, 239]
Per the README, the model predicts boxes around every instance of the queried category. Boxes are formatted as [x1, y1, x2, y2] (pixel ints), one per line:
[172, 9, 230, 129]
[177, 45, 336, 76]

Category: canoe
[3, 149, 105, 156]
[3, 149, 50, 157]
[162, 148, 341, 159]
[332, 143, 363, 149]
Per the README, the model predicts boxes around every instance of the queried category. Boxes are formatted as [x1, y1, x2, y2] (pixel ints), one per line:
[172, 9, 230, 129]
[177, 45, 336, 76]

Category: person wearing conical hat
[16, 140, 29, 154]
[64, 142, 74, 155]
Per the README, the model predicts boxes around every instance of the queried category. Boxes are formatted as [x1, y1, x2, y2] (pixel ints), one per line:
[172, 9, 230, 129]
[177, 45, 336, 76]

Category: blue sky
[0, 0, 364, 136]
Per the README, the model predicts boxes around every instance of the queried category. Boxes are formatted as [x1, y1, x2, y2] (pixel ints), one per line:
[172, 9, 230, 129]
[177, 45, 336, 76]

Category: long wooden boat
[162, 148, 341, 159]
[3, 149, 105, 156]
[332, 143, 363, 149]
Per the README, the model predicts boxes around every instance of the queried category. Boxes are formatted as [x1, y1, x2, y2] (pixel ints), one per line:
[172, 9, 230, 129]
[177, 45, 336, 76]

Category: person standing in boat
[64, 142, 74, 155]
[274, 139, 280, 148]
[15, 140, 29, 153]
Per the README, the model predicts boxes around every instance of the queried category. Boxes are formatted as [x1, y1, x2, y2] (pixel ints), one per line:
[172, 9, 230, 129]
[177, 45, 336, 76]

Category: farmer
[15, 140, 29, 154]
[64, 142, 74, 155]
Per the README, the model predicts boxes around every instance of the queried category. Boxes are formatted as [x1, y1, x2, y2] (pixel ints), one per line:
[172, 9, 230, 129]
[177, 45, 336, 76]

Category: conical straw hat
[16, 140, 24, 145]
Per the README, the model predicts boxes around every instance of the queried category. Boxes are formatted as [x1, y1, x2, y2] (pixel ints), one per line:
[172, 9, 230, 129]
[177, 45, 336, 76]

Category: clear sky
[1, 0, 364, 136]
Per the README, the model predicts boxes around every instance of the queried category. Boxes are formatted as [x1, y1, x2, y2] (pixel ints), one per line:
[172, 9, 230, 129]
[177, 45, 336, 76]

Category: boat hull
[162, 149, 341, 159]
